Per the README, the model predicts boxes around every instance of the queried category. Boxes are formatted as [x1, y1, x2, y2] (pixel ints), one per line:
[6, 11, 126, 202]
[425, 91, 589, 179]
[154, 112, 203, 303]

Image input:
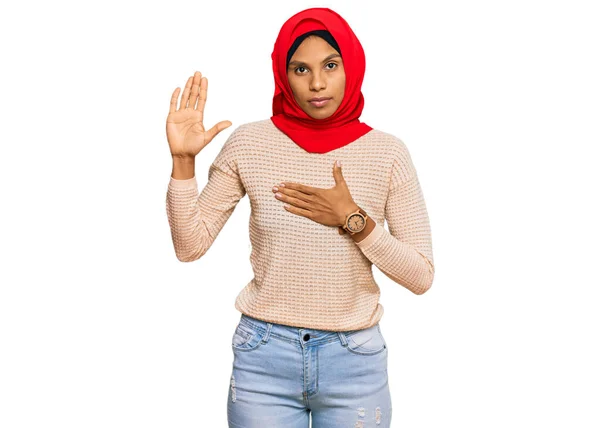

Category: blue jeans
[227, 313, 392, 427]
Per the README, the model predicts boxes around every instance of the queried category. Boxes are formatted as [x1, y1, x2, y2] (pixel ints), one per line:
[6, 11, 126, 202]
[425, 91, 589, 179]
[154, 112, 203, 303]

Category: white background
[1, 0, 599, 426]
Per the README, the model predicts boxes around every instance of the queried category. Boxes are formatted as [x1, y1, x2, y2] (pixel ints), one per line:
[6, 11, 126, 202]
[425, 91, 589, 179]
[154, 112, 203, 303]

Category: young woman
[165, 7, 434, 427]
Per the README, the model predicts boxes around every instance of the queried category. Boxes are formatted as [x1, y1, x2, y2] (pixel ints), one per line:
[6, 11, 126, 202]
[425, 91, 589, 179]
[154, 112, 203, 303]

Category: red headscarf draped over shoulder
[270, 7, 373, 154]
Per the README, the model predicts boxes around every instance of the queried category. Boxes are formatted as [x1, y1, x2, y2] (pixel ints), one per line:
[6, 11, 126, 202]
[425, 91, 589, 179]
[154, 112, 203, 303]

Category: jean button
[303, 333, 310, 341]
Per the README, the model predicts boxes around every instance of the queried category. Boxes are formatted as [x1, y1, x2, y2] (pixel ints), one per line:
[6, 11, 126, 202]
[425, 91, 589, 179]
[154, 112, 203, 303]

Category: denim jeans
[227, 313, 392, 427]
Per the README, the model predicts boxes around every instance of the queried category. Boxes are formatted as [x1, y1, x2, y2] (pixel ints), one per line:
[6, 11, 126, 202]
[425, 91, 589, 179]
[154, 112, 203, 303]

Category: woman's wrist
[338, 205, 377, 242]
[171, 155, 196, 180]
[337, 203, 360, 227]
[348, 214, 376, 243]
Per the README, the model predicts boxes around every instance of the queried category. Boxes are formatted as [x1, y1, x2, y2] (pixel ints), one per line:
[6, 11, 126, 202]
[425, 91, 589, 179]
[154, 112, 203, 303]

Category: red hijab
[270, 7, 373, 154]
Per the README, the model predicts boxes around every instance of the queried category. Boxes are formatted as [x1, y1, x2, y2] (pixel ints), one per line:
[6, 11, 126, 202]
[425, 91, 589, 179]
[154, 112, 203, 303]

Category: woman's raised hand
[166, 71, 232, 158]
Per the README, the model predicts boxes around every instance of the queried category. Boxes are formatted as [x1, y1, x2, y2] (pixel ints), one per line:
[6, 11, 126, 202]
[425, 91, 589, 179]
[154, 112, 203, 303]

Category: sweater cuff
[169, 175, 197, 189]
[355, 222, 385, 249]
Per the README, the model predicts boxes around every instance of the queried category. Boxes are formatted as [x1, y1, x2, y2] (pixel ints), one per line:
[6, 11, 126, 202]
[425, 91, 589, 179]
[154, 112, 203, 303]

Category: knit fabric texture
[166, 119, 435, 331]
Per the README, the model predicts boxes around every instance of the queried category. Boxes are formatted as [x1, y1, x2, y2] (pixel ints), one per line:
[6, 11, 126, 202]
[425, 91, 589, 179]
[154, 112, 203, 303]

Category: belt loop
[262, 322, 273, 343]
[337, 331, 348, 347]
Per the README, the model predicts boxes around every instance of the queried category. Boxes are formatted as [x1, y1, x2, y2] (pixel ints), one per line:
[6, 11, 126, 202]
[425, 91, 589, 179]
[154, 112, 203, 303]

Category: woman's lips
[309, 98, 331, 107]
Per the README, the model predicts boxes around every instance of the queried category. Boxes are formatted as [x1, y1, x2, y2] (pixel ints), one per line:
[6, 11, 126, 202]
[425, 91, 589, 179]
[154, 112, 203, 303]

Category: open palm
[166, 71, 231, 158]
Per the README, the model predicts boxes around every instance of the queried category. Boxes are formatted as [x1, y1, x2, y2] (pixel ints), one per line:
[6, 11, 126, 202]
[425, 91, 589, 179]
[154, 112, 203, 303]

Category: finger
[275, 190, 313, 210]
[334, 160, 343, 173]
[181, 75, 194, 109]
[189, 71, 202, 110]
[204, 120, 233, 144]
[169, 87, 181, 113]
[277, 187, 313, 204]
[280, 181, 316, 196]
[332, 160, 344, 185]
[283, 203, 313, 219]
[196, 76, 208, 122]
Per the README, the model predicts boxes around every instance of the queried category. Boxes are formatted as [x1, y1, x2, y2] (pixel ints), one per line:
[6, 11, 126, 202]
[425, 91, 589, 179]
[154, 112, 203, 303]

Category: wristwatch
[339, 206, 368, 235]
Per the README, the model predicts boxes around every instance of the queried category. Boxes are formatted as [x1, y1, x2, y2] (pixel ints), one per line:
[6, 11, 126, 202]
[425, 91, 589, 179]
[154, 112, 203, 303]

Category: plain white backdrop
[1, 0, 599, 426]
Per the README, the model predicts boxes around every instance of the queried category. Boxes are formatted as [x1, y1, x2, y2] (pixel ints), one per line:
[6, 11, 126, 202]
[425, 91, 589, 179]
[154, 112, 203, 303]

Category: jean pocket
[344, 323, 387, 356]
[231, 321, 265, 352]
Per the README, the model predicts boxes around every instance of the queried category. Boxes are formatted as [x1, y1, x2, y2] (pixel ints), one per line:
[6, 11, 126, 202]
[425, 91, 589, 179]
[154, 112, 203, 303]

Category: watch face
[348, 213, 365, 232]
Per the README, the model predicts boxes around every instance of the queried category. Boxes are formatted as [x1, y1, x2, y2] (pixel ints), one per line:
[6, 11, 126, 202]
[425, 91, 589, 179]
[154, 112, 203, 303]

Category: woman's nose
[309, 72, 326, 90]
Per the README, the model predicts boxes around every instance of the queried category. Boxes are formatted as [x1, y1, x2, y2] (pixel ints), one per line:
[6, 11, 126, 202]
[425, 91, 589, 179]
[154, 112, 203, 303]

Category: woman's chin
[306, 107, 335, 120]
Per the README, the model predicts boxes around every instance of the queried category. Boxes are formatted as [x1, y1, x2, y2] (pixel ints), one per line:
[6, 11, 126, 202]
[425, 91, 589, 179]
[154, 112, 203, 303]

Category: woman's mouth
[309, 98, 331, 107]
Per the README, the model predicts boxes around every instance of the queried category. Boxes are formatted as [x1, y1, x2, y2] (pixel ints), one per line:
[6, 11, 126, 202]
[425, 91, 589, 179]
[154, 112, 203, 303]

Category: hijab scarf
[270, 7, 372, 154]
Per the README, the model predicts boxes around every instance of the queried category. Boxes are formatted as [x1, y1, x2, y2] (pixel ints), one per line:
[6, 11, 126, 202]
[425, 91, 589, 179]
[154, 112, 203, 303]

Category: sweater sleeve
[165, 127, 246, 262]
[354, 141, 435, 294]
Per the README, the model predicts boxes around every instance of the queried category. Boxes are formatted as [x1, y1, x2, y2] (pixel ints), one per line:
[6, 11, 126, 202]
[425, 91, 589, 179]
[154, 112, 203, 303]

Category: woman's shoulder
[211, 118, 277, 175]
[223, 119, 280, 145]
[365, 127, 411, 156]
[231, 118, 275, 134]
[366, 127, 418, 185]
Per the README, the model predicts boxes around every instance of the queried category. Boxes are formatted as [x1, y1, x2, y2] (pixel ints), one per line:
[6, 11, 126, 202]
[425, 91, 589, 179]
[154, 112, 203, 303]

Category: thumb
[332, 160, 345, 186]
[205, 120, 232, 143]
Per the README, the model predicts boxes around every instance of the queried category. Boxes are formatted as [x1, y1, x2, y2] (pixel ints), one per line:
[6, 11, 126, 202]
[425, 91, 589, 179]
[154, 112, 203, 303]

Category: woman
[165, 7, 434, 427]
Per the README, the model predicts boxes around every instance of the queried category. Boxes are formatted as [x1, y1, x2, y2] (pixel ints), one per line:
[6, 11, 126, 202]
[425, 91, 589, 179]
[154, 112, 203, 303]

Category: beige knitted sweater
[166, 119, 435, 331]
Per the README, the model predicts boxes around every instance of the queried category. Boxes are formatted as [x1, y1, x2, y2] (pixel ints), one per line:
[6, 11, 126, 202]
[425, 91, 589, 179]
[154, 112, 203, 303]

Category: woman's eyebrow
[288, 53, 341, 68]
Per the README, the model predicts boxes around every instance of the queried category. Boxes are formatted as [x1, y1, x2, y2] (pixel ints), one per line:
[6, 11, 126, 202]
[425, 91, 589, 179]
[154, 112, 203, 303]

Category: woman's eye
[295, 63, 337, 74]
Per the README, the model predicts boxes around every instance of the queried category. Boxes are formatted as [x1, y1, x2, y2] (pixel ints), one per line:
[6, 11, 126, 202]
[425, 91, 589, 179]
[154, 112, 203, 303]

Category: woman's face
[287, 36, 346, 120]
